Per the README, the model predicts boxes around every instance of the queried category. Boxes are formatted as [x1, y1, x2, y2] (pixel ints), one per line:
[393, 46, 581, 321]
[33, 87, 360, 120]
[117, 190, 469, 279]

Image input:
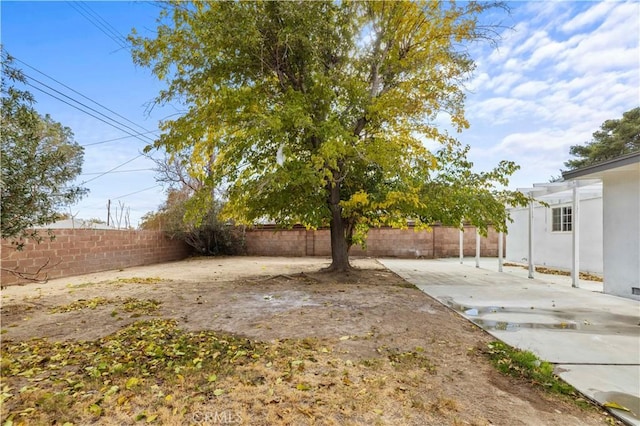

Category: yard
[0, 257, 612, 425]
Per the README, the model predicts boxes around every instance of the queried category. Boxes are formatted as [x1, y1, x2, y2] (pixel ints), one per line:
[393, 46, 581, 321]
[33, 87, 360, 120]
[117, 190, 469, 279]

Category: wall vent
[632, 287, 640, 295]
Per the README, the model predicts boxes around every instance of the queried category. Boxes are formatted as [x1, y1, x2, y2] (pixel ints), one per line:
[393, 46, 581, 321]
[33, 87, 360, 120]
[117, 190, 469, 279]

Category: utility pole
[106, 199, 111, 227]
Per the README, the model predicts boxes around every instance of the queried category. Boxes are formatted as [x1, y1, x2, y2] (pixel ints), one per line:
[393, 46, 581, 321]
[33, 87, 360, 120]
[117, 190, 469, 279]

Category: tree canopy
[130, 1, 526, 270]
[1, 52, 87, 245]
[565, 107, 640, 170]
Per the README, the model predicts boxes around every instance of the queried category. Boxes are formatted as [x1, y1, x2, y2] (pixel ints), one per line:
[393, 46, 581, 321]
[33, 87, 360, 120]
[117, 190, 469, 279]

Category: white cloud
[484, 71, 524, 95]
[465, 72, 490, 92]
[463, 1, 639, 188]
[510, 80, 549, 98]
[561, 1, 617, 33]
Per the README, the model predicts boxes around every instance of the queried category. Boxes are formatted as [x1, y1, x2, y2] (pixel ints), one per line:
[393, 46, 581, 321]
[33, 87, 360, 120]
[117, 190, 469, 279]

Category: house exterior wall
[602, 170, 640, 300]
[506, 197, 603, 274]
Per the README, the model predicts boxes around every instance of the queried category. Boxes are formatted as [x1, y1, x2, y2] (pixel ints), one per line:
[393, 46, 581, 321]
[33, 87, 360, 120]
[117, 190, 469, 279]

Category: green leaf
[88, 404, 102, 417]
[207, 374, 217, 383]
[213, 389, 224, 396]
[104, 385, 119, 397]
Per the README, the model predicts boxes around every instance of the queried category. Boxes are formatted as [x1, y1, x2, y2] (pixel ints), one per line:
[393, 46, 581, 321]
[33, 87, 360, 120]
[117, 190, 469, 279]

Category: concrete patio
[379, 258, 640, 426]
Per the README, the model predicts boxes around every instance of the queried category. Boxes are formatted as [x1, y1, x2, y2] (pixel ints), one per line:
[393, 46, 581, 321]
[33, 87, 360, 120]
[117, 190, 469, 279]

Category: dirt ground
[1, 256, 612, 425]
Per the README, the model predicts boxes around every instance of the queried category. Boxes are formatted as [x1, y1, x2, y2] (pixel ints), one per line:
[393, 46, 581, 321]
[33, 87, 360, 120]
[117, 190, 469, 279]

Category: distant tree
[130, 1, 526, 271]
[87, 218, 107, 225]
[140, 154, 244, 255]
[1, 52, 87, 247]
[140, 187, 245, 255]
[565, 107, 640, 170]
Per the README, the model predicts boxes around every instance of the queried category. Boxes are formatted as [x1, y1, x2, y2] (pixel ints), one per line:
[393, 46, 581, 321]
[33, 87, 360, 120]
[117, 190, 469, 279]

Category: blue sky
[2, 1, 639, 227]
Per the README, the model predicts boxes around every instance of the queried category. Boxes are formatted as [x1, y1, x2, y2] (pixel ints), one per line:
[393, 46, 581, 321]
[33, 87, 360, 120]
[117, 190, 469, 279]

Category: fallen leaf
[88, 404, 102, 417]
[105, 385, 119, 397]
[125, 377, 140, 390]
[297, 383, 311, 391]
[604, 401, 632, 413]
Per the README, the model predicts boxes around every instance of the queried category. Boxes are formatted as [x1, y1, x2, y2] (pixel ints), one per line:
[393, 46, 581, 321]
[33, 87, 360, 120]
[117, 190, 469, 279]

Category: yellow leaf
[146, 414, 158, 423]
[125, 377, 140, 390]
[296, 383, 311, 391]
[604, 401, 632, 412]
[373, 409, 383, 415]
[213, 389, 224, 396]
[164, 394, 173, 403]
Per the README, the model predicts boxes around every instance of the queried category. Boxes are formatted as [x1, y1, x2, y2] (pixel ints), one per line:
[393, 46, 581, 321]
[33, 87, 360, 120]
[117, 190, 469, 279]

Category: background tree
[565, 107, 640, 170]
[1, 52, 87, 247]
[130, 1, 525, 271]
[140, 154, 245, 255]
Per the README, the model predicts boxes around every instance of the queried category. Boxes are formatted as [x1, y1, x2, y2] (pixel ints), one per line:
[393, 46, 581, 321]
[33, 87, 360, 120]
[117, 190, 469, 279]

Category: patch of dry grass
[1, 321, 471, 425]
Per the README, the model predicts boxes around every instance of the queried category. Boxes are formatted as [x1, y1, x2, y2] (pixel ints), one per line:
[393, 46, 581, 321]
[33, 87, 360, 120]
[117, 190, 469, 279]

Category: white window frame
[551, 205, 572, 232]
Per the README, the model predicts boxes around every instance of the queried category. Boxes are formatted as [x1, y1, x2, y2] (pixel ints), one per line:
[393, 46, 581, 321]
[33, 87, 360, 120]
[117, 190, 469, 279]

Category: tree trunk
[326, 181, 351, 272]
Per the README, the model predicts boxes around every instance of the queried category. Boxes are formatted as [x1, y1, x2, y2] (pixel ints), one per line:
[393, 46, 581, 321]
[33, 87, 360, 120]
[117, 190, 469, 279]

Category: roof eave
[562, 151, 640, 180]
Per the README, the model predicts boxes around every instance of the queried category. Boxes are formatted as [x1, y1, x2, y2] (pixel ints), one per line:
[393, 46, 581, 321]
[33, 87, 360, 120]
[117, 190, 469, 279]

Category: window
[552, 206, 572, 232]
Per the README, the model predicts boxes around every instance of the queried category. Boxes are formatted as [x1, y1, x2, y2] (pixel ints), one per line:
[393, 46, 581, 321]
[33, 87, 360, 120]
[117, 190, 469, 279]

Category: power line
[12, 56, 152, 135]
[66, 1, 129, 50]
[77, 2, 130, 47]
[24, 81, 155, 146]
[112, 185, 162, 200]
[81, 130, 159, 147]
[81, 153, 145, 185]
[17, 69, 155, 144]
[80, 168, 154, 176]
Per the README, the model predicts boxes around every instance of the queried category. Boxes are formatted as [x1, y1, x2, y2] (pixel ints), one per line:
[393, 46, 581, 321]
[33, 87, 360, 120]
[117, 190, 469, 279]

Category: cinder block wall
[245, 225, 502, 258]
[1, 229, 192, 286]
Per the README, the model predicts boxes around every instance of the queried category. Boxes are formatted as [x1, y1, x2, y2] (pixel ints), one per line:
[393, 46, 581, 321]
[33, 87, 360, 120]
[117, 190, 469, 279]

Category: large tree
[1, 53, 87, 245]
[131, 1, 525, 271]
[565, 107, 640, 170]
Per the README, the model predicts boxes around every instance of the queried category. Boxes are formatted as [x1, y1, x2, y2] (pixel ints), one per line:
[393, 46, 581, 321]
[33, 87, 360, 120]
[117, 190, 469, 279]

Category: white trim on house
[562, 151, 640, 301]
[508, 181, 603, 286]
[509, 152, 640, 300]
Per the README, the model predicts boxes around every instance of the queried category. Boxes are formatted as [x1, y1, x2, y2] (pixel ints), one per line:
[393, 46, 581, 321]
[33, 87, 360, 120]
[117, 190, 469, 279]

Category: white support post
[498, 230, 504, 272]
[459, 226, 464, 264]
[475, 228, 480, 268]
[528, 200, 535, 279]
[572, 184, 580, 288]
